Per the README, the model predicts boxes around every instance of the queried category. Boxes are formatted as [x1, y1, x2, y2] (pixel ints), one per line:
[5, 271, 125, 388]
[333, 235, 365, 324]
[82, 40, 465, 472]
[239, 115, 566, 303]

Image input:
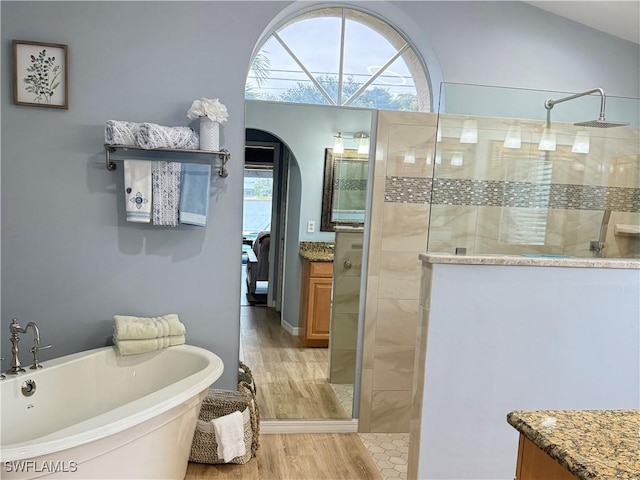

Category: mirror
[244, 100, 372, 421]
[321, 148, 369, 232]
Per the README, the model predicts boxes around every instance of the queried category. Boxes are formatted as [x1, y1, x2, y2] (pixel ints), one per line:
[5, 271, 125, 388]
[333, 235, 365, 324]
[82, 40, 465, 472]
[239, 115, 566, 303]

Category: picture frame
[13, 39, 68, 109]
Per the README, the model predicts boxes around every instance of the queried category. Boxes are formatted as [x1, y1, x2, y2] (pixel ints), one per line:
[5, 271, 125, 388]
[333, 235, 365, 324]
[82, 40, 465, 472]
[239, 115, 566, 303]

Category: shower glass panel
[427, 83, 640, 258]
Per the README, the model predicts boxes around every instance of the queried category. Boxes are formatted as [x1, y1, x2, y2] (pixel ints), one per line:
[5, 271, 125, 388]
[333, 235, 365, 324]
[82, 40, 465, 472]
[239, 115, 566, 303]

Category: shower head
[545, 87, 628, 129]
[574, 119, 630, 128]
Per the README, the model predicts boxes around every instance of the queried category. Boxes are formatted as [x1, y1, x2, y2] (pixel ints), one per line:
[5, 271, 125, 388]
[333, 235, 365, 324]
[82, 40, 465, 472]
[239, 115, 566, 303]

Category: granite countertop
[419, 253, 640, 269]
[299, 241, 334, 262]
[507, 410, 640, 479]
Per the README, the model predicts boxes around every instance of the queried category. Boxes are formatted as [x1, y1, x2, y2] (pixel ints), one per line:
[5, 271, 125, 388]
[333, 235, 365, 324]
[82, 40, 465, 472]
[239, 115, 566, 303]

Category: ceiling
[525, 1, 640, 44]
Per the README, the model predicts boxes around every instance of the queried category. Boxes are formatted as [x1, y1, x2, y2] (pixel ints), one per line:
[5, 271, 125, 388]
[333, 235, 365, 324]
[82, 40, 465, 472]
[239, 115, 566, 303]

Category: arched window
[246, 7, 431, 112]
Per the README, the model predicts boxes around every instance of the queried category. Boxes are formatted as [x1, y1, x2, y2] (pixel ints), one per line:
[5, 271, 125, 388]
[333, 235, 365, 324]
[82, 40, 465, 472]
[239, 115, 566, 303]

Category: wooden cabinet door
[515, 435, 578, 480]
[307, 277, 332, 340]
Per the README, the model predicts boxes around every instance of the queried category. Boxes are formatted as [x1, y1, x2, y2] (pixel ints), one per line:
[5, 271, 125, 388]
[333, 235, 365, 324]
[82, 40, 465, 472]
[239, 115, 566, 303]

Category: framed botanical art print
[13, 39, 68, 109]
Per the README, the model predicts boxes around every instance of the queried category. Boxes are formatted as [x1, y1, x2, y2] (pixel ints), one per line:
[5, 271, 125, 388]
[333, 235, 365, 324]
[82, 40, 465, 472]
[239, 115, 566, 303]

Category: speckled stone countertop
[299, 241, 334, 262]
[507, 410, 640, 479]
[419, 253, 640, 269]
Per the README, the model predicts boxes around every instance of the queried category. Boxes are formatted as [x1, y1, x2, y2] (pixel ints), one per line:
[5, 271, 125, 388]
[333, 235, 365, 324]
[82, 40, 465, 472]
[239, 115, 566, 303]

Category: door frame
[245, 140, 283, 310]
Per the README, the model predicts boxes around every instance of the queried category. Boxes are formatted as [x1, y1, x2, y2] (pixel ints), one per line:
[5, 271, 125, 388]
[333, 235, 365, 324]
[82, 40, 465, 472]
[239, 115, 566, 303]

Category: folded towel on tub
[113, 313, 186, 340]
[211, 411, 246, 462]
[124, 160, 152, 223]
[114, 334, 185, 356]
[180, 163, 211, 227]
[152, 161, 181, 226]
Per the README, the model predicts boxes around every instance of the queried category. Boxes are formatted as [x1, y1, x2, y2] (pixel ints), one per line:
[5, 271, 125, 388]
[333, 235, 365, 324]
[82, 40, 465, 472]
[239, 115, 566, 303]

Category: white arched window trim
[246, 5, 434, 112]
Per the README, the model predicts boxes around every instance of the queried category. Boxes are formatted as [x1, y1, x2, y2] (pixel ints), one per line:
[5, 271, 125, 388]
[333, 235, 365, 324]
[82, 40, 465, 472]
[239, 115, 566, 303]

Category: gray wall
[1, 1, 288, 389]
[2, 1, 638, 389]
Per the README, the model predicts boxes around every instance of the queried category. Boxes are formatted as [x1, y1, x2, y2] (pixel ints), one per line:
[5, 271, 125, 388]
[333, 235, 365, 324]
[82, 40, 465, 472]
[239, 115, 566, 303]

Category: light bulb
[460, 119, 478, 144]
[504, 125, 522, 149]
[333, 133, 344, 154]
[538, 127, 556, 151]
[404, 149, 416, 164]
[357, 134, 369, 155]
[571, 130, 590, 154]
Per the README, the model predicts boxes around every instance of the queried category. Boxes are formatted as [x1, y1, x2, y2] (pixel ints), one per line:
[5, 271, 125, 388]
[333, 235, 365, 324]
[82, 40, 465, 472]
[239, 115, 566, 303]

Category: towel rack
[104, 144, 231, 177]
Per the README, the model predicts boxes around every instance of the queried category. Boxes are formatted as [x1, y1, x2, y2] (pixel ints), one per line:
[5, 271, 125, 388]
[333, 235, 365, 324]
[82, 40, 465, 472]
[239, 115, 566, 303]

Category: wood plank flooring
[240, 305, 350, 419]
[185, 433, 381, 480]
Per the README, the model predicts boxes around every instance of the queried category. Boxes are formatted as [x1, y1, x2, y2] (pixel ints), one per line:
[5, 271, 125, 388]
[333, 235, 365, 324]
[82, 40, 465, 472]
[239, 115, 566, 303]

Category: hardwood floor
[240, 305, 350, 419]
[185, 433, 381, 480]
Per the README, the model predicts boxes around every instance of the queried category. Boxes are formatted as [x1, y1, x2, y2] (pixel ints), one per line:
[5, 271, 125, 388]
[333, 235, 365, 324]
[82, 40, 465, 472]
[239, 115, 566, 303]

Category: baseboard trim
[280, 318, 300, 336]
[261, 419, 359, 434]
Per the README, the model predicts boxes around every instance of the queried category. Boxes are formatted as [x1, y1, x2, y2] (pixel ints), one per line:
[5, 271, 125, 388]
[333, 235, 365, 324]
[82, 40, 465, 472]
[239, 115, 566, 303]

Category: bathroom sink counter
[419, 253, 640, 269]
[507, 409, 640, 479]
[299, 241, 334, 262]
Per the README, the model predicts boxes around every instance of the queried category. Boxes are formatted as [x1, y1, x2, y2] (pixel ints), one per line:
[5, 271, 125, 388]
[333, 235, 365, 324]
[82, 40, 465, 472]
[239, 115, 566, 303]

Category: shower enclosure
[426, 83, 640, 259]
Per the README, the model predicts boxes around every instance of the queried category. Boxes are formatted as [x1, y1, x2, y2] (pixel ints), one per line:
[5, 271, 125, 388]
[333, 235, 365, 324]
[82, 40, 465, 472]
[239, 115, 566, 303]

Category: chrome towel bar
[104, 144, 231, 177]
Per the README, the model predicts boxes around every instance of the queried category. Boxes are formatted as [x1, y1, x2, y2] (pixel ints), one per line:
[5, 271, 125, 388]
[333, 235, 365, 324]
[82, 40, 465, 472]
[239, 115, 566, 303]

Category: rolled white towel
[211, 411, 246, 462]
[114, 334, 185, 356]
[114, 313, 186, 340]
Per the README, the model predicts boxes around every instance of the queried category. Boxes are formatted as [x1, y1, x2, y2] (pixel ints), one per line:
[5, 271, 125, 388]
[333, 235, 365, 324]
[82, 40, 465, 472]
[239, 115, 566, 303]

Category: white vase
[199, 117, 219, 151]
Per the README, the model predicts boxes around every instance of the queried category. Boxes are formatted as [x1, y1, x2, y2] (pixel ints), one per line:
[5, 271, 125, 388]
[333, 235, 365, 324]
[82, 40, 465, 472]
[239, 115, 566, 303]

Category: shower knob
[344, 260, 352, 270]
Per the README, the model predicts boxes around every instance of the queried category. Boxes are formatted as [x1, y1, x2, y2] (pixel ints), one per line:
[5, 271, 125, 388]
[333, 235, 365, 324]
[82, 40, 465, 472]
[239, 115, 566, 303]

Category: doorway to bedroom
[241, 144, 276, 306]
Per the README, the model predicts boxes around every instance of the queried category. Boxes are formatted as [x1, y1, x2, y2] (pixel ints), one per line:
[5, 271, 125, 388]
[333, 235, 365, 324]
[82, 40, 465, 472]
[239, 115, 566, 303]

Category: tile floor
[329, 383, 354, 417]
[358, 433, 409, 480]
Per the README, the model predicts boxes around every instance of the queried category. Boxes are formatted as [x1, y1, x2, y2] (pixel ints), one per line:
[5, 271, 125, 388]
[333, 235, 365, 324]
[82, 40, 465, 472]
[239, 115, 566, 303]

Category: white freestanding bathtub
[0, 345, 224, 480]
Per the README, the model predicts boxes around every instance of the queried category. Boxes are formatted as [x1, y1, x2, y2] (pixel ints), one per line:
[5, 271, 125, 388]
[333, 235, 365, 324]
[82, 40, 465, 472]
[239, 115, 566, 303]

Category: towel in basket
[189, 362, 259, 464]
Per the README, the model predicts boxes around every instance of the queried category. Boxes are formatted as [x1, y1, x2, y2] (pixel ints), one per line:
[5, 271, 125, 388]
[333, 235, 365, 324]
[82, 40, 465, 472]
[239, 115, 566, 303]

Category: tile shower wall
[360, 111, 437, 433]
[424, 116, 640, 257]
[360, 111, 639, 433]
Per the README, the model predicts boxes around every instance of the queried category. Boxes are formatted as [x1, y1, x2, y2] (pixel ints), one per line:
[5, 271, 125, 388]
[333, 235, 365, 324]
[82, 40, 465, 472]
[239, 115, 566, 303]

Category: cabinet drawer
[310, 261, 333, 277]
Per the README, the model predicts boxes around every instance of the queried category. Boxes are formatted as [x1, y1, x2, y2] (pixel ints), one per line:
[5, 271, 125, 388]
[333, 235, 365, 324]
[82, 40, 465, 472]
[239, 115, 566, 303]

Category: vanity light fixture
[504, 125, 522, 149]
[333, 132, 344, 154]
[538, 127, 556, 151]
[571, 130, 590, 154]
[459, 119, 478, 144]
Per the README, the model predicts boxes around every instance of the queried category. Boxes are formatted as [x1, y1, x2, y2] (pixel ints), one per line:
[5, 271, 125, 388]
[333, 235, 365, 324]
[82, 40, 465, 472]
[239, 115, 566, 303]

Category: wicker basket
[189, 362, 259, 464]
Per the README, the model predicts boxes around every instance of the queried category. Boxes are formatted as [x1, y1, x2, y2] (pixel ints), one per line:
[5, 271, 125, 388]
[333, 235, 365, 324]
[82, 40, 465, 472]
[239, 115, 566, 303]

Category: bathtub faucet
[6, 318, 43, 375]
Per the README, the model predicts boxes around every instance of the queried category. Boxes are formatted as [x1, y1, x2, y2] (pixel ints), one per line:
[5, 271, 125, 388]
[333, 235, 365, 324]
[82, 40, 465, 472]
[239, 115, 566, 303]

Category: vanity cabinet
[515, 435, 577, 480]
[299, 260, 332, 347]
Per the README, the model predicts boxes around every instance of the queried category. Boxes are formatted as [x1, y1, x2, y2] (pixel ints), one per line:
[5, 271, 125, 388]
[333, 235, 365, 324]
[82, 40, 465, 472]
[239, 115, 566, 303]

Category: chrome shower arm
[545, 88, 607, 121]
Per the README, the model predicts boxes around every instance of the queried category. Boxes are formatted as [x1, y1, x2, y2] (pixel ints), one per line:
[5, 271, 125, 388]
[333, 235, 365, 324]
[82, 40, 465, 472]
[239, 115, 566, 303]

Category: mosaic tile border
[385, 177, 432, 204]
[384, 176, 640, 212]
[336, 178, 367, 191]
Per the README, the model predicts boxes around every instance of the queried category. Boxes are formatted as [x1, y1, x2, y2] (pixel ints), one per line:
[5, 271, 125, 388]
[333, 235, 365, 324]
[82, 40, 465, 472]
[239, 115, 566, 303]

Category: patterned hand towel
[152, 161, 181, 226]
[180, 163, 211, 227]
[124, 160, 152, 223]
